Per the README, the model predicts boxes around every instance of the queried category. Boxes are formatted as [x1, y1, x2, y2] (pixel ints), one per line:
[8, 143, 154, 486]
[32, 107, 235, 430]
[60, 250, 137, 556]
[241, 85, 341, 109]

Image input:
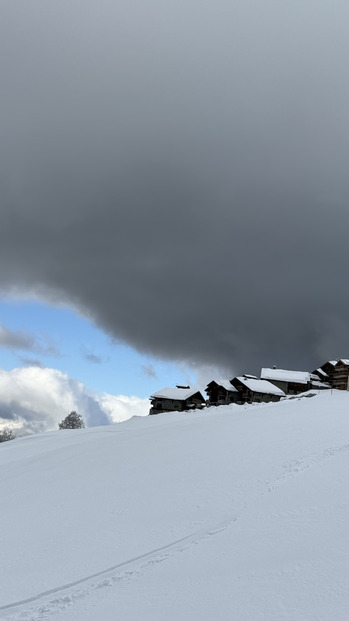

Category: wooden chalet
[149, 386, 205, 415]
[312, 366, 330, 383]
[260, 368, 329, 395]
[317, 360, 338, 379]
[205, 379, 239, 406]
[231, 375, 285, 404]
[316, 359, 349, 390]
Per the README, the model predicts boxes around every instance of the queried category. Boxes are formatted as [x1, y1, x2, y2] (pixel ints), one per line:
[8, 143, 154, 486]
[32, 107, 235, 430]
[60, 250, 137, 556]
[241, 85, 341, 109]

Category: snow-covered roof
[315, 368, 328, 377]
[236, 377, 285, 396]
[150, 387, 203, 401]
[261, 368, 310, 384]
[209, 379, 238, 392]
[322, 359, 349, 367]
[310, 380, 331, 389]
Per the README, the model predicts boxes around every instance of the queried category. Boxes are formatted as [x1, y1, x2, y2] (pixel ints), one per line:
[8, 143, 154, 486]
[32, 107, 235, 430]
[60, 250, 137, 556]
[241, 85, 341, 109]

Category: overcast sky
[1, 0, 349, 381]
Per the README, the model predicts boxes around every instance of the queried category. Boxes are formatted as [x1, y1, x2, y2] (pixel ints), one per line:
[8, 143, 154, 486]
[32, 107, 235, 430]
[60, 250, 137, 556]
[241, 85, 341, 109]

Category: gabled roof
[320, 359, 349, 369]
[150, 387, 204, 401]
[206, 379, 238, 393]
[261, 368, 310, 385]
[235, 377, 285, 396]
[314, 367, 328, 378]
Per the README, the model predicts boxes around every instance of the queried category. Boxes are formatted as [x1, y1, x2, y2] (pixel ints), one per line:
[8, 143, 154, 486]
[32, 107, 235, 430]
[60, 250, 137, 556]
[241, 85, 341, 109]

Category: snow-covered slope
[1, 391, 348, 620]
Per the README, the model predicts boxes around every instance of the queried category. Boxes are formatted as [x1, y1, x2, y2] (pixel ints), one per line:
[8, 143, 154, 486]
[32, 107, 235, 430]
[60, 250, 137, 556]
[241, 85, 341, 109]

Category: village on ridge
[149, 359, 349, 415]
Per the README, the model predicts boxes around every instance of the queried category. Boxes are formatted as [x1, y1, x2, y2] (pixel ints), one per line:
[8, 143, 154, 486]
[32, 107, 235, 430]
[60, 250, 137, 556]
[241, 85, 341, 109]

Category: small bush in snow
[0, 428, 15, 443]
[58, 411, 85, 430]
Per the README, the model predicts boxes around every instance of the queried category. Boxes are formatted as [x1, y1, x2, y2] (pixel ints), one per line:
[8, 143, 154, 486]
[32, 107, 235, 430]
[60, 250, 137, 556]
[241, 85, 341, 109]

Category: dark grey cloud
[0, 401, 28, 423]
[19, 358, 45, 369]
[83, 352, 103, 364]
[1, 1, 349, 375]
[0, 323, 60, 357]
[141, 364, 157, 379]
[0, 324, 36, 350]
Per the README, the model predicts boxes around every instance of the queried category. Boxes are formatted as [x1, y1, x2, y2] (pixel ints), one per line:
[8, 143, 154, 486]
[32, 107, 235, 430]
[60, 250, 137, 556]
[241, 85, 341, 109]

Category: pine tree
[0, 428, 15, 443]
[58, 411, 85, 429]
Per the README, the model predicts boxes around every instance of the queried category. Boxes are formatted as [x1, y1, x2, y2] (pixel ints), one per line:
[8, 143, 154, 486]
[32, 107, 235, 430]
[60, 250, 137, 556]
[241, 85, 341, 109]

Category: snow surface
[0, 390, 349, 620]
[236, 376, 285, 396]
[261, 368, 311, 384]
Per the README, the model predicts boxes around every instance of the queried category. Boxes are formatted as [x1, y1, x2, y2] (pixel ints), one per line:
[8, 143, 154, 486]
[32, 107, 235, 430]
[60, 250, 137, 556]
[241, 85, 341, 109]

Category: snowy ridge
[1, 390, 348, 620]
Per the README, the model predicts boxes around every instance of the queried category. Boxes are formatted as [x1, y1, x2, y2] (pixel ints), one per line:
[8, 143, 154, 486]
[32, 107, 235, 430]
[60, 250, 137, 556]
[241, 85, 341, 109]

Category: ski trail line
[267, 444, 349, 492]
[4, 444, 345, 618]
[0, 516, 238, 617]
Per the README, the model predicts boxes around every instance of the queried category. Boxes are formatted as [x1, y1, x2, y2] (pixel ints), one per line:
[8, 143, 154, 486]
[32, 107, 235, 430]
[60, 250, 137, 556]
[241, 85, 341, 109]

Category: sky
[1, 1, 349, 432]
[0, 297, 197, 434]
[0, 298, 195, 396]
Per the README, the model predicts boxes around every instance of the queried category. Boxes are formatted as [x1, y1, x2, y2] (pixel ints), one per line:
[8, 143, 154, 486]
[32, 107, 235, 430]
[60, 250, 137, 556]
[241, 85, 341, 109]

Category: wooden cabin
[309, 377, 331, 390]
[317, 359, 349, 390]
[331, 360, 349, 389]
[318, 360, 338, 378]
[149, 386, 205, 415]
[205, 380, 239, 406]
[231, 375, 285, 404]
[312, 366, 330, 384]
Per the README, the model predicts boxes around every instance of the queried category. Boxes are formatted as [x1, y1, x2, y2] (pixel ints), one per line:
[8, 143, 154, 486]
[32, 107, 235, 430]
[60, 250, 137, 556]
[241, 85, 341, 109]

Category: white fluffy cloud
[0, 366, 149, 435]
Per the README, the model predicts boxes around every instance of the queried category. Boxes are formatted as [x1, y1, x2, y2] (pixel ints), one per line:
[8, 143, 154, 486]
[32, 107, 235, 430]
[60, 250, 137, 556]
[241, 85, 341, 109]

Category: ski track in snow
[2, 443, 348, 621]
[0, 517, 240, 621]
[267, 444, 349, 492]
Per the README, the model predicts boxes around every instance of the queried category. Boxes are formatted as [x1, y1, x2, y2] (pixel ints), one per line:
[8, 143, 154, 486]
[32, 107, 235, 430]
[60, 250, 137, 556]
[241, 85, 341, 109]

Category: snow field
[0, 391, 348, 620]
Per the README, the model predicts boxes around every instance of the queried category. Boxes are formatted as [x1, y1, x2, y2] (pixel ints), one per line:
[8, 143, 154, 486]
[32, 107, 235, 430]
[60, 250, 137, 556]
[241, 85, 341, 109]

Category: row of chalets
[149, 359, 349, 415]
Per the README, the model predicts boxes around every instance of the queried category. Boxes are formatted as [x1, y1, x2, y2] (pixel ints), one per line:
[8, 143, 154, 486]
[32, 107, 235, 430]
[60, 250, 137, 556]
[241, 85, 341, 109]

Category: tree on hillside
[58, 411, 85, 430]
[0, 428, 15, 443]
